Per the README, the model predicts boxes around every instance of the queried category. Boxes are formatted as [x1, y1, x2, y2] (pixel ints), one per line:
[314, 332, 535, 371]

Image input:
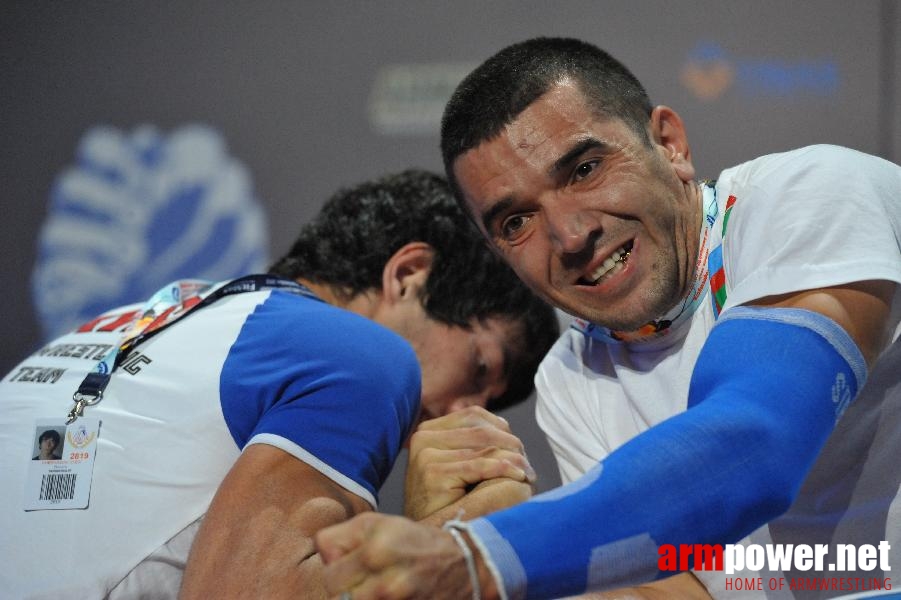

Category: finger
[480, 447, 535, 481]
[337, 526, 462, 600]
[317, 514, 390, 596]
[321, 551, 369, 597]
[428, 456, 532, 488]
[410, 446, 483, 466]
[410, 439, 533, 485]
[463, 478, 534, 513]
[409, 426, 525, 455]
[347, 565, 417, 600]
[323, 515, 430, 597]
[316, 512, 379, 564]
[415, 405, 510, 432]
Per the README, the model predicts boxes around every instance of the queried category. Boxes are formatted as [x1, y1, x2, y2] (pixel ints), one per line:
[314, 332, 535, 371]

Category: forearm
[433, 528, 717, 600]
[464, 307, 867, 599]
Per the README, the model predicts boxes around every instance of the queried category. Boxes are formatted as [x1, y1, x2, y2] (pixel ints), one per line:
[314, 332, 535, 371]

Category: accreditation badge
[24, 418, 101, 510]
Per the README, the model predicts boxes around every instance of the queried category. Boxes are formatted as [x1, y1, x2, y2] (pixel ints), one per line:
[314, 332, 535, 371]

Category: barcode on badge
[39, 473, 77, 501]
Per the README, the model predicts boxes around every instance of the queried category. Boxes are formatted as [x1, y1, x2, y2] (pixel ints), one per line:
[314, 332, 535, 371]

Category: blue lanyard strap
[66, 275, 318, 423]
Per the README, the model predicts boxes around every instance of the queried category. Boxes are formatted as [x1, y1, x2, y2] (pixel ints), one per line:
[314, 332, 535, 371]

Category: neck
[686, 179, 705, 280]
[295, 278, 380, 319]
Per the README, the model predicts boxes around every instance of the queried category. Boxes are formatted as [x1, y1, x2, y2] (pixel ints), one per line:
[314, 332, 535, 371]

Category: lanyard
[66, 275, 319, 423]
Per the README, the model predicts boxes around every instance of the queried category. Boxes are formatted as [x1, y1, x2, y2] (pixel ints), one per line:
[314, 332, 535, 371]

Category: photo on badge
[24, 418, 101, 511]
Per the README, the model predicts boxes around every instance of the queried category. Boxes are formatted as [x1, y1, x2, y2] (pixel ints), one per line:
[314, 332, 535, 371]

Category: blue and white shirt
[0, 285, 420, 598]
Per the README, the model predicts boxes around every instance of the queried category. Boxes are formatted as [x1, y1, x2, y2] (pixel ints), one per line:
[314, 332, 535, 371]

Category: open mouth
[582, 240, 633, 285]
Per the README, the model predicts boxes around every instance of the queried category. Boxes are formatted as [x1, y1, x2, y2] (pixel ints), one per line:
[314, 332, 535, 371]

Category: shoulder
[714, 146, 901, 308]
[250, 290, 411, 344]
[718, 144, 899, 194]
[218, 290, 421, 453]
[227, 290, 420, 392]
[715, 144, 901, 233]
[720, 144, 878, 172]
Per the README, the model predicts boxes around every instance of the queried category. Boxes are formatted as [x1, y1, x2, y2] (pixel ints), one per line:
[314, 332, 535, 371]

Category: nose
[544, 195, 599, 256]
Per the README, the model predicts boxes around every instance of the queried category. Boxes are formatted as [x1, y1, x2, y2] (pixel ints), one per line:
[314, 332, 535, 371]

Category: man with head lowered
[317, 37, 901, 600]
[0, 169, 559, 598]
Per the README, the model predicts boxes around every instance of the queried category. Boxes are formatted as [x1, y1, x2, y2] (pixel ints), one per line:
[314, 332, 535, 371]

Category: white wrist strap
[444, 521, 481, 600]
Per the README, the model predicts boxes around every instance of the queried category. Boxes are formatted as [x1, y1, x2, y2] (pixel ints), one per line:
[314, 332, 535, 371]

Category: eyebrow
[479, 137, 609, 234]
[550, 137, 607, 176]
[480, 196, 514, 234]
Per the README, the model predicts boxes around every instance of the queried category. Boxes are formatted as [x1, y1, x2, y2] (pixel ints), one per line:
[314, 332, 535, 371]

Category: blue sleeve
[219, 291, 421, 507]
[464, 307, 867, 600]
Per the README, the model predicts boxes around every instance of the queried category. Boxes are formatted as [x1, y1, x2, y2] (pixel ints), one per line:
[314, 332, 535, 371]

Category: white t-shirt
[0, 285, 420, 598]
[536, 145, 901, 599]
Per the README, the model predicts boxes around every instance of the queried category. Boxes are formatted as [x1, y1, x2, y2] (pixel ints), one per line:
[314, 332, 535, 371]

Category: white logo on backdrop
[368, 63, 476, 135]
[32, 124, 269, 341]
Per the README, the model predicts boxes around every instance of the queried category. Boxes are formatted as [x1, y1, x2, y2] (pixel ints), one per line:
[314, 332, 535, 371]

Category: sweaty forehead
[455, 85, 626, 184]
[452, 125, 554, 208]
[458, 83, 584, 161]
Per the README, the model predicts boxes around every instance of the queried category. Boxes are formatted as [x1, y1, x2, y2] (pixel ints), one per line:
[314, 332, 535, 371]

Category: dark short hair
[269, 169, 559, 410]
[39, 429, 60, 446]
[441, 37, 653, 196]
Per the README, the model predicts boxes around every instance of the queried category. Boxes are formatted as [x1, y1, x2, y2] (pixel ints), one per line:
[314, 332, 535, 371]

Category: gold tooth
[588, 246, 631, 284]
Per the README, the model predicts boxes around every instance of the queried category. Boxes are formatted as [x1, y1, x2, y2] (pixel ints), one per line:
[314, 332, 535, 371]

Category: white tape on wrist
[444, 521, 481, 600]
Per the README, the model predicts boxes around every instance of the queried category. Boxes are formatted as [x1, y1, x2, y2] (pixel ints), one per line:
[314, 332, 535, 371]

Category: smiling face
[453, 81, 702, 330]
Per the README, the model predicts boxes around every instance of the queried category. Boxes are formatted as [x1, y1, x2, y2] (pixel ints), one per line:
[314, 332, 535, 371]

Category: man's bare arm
[749, 280, 896, 366]
[180, 443, 370, 599]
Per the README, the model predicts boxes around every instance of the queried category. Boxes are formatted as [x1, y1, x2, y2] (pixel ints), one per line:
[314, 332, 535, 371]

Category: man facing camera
[317, 38, 901, 600]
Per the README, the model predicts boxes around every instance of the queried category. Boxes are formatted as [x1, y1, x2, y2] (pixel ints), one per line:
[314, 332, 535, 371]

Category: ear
[381, 242, 435, 305]
[650, 105, 695, 183]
